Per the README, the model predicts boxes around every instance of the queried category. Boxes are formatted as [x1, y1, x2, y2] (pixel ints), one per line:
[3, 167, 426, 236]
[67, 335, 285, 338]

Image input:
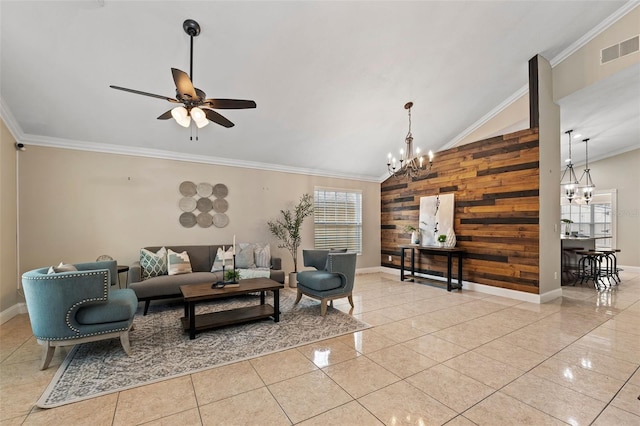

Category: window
[314, 188, 362, 253]
[561, 189, 617, 249]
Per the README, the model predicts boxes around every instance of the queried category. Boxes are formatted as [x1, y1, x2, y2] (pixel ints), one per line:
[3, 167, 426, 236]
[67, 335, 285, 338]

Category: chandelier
[387, 102, 434, 179]
[560, 129, 580, 202]
[579, 138, 595, 204]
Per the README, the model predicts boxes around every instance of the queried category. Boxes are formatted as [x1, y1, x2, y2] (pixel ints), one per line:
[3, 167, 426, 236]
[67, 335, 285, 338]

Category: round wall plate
[197, 182, 213, 197]
[212, 213, 229, 228]
[179, 181, 197, 197]
[212, 183, 228, 198]
[179, 197, 197, 212]
[197, 197, 213, 212]
[212, 198, 228, 213]
[197, 212, 213, 228]
[179, 212, 197, 228]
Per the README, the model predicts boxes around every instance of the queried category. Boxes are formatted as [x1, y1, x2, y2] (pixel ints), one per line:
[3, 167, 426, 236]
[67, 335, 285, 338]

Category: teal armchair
[21, 260, 138, 369]
[295, 250, 356, 316]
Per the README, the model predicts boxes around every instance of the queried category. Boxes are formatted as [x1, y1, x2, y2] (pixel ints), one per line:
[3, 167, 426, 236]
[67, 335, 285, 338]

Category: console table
[399, 245, 465, 291]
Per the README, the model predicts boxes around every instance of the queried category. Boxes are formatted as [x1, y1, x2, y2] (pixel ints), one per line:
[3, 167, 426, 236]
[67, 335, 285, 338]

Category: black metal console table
[399, 245, 465, 291]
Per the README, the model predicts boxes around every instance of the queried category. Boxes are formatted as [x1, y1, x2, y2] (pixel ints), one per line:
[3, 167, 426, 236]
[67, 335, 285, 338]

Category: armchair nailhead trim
[35, 325, 130, 341]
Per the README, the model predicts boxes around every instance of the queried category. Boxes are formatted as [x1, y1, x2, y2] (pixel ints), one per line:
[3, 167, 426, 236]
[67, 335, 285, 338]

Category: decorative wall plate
[212, 183, 228, 198]
[196, 212, 213, 228]
[179, 197, 197, 212]
[179, 181, 197, 197]
[212, 198, 228, 213]
[212, 213, 229, 228]
[196, 197, 213, 213]
[179, 212, 197, 228]
[196, 182, 213, 197]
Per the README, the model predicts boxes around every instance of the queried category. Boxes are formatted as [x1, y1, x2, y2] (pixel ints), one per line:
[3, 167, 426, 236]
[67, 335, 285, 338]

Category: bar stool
[576, 250, 607, 290]
[561, 247, 583, 285]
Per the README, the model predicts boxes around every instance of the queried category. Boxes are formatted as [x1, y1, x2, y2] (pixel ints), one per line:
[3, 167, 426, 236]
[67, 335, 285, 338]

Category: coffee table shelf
[180, 304, 275, 332]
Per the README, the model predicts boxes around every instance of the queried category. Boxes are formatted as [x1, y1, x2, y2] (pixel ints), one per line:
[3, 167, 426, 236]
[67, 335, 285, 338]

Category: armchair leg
[294, 289, 303, 305]
[320, 299, 328, 316]
[348, 294, 354, 308]
[120, 331, 132, 356]
[40, 342, 55, 370]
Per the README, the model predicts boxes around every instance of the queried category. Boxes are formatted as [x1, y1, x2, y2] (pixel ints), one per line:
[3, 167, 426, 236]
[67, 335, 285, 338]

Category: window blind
[314, 188, 362, 253]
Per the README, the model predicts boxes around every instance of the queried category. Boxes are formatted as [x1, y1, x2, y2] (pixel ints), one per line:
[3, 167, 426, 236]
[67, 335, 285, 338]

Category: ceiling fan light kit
[110, 19, 255, 135]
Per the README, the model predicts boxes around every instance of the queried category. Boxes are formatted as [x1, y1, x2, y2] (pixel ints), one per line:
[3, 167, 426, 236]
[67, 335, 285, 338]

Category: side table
[117, 265, 130, 288]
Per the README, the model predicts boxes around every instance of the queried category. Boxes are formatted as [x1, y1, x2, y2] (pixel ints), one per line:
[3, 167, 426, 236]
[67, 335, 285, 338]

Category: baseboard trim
[0, 302, 28, 324]
[619, 264, 640, 274]
[376, 266, 559, 304]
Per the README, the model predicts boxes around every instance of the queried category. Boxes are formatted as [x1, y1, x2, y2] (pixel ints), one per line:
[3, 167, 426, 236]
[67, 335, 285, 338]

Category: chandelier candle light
[387, 102, 434, 180]
[579, 138, 595, 204]
[560, 129, 580, 202]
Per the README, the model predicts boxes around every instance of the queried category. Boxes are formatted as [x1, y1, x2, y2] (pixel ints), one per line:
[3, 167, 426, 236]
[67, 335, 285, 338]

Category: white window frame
[313, 187, 362, 254]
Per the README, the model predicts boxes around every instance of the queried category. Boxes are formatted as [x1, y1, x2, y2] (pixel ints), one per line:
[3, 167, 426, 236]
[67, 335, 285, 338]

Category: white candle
[428, 150, 434, 162]
[233, 235, 236, 255]
[222, 246, 225, 266]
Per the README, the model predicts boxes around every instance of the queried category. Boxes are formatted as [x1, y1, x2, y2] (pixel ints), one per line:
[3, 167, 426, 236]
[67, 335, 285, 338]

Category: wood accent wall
[381, 128, 540, 294]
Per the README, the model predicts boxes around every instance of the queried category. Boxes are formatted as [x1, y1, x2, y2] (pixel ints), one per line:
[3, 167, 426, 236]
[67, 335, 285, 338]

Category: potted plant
[404, 225, 421, 244]
[224, 269, 241, 283]
[561, 219, 573, 236]
[437, 234, 447, 247]
[268, 193, 314, 288]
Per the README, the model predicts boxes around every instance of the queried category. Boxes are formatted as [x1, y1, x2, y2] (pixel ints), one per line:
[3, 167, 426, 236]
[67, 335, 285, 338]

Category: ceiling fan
[110, 19, 256, 130]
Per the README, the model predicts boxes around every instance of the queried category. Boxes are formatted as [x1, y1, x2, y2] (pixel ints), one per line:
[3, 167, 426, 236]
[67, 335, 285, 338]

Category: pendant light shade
[171, 106, 191, 127]
[560, 130, 580, 202]
[579, 138, 595, 204]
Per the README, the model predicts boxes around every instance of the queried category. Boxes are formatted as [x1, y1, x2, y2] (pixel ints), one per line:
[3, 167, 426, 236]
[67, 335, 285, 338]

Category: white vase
[288, 272, 297, 288]
[445, 228, 457, 248]
[411, 231, 420, 245]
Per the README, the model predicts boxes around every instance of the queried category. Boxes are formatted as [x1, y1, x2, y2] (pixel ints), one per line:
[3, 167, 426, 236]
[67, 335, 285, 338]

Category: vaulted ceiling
[1, 1, 636, 181]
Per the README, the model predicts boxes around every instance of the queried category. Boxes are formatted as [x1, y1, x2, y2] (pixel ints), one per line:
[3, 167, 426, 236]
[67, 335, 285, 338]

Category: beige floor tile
[629, 368, 640, 386]
[359, 380, 456, 426]
[463, 391, 566, 425]
[191, 360, 264, 405]
[443, 416, 477, 426]
[502, 373, 606, 425]
[268, 370, 352, 424]
[336, 329, 397, 354]
[367, 344, 438, 378]
[297, 401, 383, 426]
[396, 315, 443, 334]
[143, 408, 202, 426]
[199, 387, 290, 426]
[402, 335, 468, 363]
[473, 338, 548, 371]
[372, 321, 428, 343]
[531, 357, 626, 402]
[593, 405, 640, 426]
[249, 348, 317, 385]
[554, 344, 639, 381]
[0, 378, 52, 421]
[574, 335, 640, 364]
[0, 416, 27, 426]
[323, 356, 399, 398]
[372, 305, 419, 321]
[499, 328, 578, 356]
[601, 317, 640, 336]
[112, 376, 197, 426]
[611, 382, 640, 416]
[587, 327, 640, 352]
[406, 364, 495, 413]
[0, 358, 57, 391]
[444, 351, 524, 389]
[297, 337, 361, 368]
[431, 323, 501, 350]
[22, 394, 118, 426]
[354, 311, 396, 326]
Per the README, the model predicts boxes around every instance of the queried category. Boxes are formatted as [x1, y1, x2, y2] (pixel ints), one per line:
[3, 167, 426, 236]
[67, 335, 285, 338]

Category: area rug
[38, 291, 369, 408]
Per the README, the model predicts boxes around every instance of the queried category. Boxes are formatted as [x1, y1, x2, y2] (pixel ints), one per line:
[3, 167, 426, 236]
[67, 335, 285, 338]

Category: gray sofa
[129, 245, 284, 315]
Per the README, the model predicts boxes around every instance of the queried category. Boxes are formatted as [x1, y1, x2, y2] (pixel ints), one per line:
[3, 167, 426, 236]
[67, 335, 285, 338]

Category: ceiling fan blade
[110, 85, 179, 103]
[157, 110, 173, 120]
[171, 68, 197, 99]
[203, 99, 257, 109]
[204, 108, 234, 128]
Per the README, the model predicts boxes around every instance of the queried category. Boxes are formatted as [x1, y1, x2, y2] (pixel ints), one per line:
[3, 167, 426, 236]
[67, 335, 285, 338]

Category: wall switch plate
[388, 255, 392, 261]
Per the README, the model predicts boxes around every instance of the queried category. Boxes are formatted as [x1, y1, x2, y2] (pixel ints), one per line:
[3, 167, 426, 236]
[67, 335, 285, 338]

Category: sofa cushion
[47, 262, 78, 274]
[254, 243, 271, 268]
[140, 247, 167, 280]
[167, 249, 193, 275]
[236, 243, 256, 268]
[130, 272, 223, 298]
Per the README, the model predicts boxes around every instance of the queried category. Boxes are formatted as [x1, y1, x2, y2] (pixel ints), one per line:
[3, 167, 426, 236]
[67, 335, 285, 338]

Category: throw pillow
[236, 243, 256, 269]
[167, 249, 193, 275]
[47, 262, 78, 274]
[211, 246, 234, 271]
[140, 247, 168, 280]
[254, 243, 271, 268]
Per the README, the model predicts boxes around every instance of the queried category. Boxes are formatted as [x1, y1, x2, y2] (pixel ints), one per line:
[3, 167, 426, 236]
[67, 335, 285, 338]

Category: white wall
[0, 120, 19, 313]
[17, 146, 381, 277]
[588, 148, 640, 267]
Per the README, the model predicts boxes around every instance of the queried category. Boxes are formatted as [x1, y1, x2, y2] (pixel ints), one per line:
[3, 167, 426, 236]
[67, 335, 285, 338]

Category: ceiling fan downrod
[182, 19, 201, 82]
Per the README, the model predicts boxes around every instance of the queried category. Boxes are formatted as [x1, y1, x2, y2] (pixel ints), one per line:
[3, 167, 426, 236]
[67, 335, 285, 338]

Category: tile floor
[1, 271, 639, 425]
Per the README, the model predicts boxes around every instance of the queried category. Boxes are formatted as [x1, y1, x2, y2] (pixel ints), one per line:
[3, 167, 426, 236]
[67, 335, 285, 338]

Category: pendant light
[579, 138, 595, 204]
[560, 130, 579, 202]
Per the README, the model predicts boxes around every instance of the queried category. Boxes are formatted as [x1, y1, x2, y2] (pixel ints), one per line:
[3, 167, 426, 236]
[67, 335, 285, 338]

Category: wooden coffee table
[180, 277, 284, 339]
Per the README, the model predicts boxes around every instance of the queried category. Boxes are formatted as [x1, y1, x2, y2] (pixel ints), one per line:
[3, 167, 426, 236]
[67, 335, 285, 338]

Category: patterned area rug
[38, 291, 369, 408]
